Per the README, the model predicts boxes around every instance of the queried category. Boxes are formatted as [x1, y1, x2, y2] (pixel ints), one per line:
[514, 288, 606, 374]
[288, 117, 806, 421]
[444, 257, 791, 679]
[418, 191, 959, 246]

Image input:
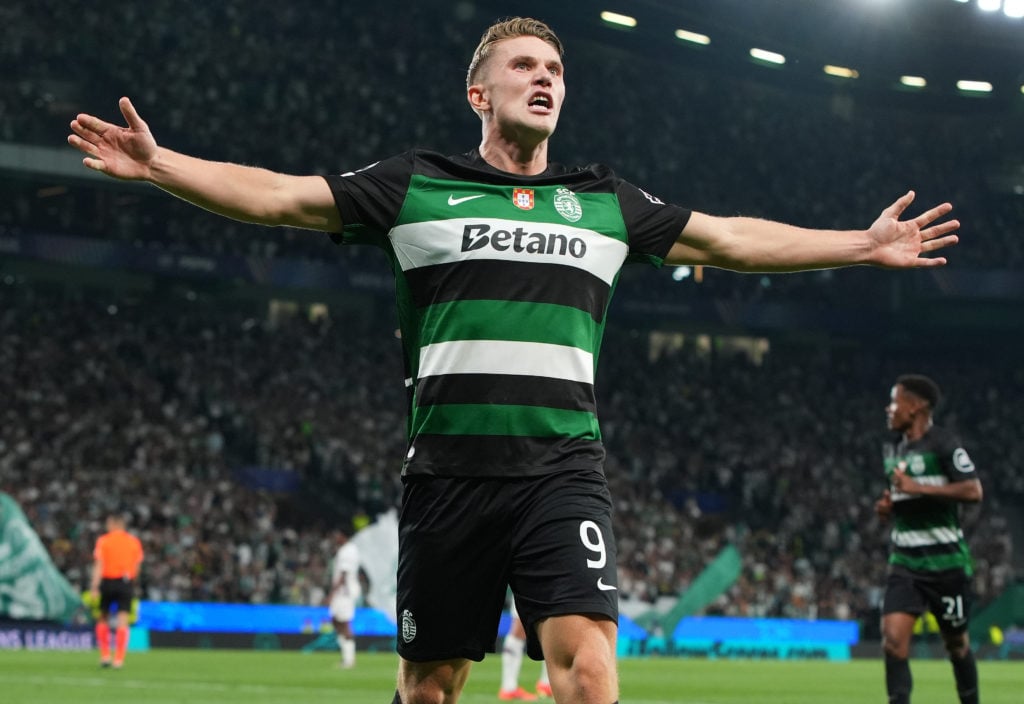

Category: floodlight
[600, 11, 637, 28]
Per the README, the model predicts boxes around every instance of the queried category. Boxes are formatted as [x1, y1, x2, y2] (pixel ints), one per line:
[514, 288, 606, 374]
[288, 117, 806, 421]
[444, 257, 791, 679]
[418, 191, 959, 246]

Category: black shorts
[98, 578, 134, 616]
[882, 564, 972, 636]
[395, 469, 618, 662]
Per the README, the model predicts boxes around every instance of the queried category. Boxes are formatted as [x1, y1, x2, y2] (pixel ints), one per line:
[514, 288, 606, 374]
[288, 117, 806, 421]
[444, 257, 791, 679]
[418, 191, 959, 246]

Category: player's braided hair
[466, 17, 564, 88]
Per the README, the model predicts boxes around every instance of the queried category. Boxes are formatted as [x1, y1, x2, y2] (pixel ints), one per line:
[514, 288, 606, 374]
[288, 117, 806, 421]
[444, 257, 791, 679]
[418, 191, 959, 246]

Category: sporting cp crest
[401, 609, 417, 643]
[512, 188, 535, 210]
[554, 187, 583, 222]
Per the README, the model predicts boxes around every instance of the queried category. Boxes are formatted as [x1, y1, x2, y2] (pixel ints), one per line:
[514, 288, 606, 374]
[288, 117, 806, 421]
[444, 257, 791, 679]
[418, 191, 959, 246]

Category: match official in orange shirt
[90, 513, 144, 669]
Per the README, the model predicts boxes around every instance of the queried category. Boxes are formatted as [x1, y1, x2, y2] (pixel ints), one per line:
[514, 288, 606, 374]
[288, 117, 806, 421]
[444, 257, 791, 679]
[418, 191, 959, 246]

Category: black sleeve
[323, 151, 414, 245]
[937, 429, 979, 483]
[615, 179, 692, 266]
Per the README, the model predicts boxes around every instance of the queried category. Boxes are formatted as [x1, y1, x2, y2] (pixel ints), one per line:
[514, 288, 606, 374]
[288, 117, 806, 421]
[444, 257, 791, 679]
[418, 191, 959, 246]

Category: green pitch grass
[0, 650, 1017, 703]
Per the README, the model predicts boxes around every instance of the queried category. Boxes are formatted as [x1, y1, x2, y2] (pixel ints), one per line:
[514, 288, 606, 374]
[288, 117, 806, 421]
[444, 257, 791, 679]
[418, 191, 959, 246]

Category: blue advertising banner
[673, 616, 859, 644]
[135, 602, 396, 636]
[619, 615, 859, 661]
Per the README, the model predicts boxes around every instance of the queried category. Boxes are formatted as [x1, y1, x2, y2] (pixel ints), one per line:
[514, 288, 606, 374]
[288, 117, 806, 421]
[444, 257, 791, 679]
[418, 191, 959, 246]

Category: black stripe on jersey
[418, 150, 616, 192]
[894, 542, 963, 559]
[404, 260, 610, 322]
[416, 374, 596, 413]
[404, 434, 606, 477]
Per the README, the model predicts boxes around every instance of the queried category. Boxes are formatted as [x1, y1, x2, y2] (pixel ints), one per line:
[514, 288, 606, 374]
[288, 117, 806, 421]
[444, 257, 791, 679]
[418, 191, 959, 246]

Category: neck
[904, 415, 933, 442]
[478, 123, 549, 175]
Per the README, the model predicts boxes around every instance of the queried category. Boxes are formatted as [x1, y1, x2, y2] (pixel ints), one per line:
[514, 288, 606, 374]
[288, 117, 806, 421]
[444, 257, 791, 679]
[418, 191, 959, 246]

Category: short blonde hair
[466, 17, 564, 87]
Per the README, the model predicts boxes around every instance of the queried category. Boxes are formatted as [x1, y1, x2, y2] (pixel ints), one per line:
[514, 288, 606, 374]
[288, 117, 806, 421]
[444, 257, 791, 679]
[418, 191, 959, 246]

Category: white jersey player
[329, 531, 361, 668]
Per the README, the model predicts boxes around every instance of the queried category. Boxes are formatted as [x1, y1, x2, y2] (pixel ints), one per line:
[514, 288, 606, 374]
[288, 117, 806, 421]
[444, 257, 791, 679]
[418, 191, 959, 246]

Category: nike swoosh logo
[448, 194, 486, 206]
[596, 578, 617, 592]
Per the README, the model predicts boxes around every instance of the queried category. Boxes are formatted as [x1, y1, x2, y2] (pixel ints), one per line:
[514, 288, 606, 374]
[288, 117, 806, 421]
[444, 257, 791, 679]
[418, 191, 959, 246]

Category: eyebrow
[508, 54, 563, 71]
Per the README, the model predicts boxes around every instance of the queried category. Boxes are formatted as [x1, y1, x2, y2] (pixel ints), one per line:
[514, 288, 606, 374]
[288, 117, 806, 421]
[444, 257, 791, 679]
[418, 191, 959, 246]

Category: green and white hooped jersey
[326, 149, 690, 477]
[883, 426, 978, 575]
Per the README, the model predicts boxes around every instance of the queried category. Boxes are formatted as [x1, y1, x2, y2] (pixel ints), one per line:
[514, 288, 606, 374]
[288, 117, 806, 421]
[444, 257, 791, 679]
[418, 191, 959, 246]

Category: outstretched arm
[666, 191, 958, 271]
[68, 97, 340, 232]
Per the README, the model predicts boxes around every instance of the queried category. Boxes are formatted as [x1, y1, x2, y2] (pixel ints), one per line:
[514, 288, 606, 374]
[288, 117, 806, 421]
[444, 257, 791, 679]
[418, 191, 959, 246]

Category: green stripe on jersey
[401, 175, 629, 242]
[890, 548, 974, 575]
[412, 403, 600, 439]
[419, 299, 599, 348]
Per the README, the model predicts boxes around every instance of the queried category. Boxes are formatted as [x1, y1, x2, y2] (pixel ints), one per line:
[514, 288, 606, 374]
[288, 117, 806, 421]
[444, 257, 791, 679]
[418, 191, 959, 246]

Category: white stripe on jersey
[418, 339, 594, 384]
[389, 217, 629, 286]
[891, 475, 949, 502]
[891, 526, 963, 548]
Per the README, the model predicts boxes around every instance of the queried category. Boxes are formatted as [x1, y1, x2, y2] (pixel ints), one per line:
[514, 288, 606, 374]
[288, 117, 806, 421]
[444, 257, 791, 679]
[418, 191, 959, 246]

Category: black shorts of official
[98, 578, 134, 616]
[395, 468, 618, 663]
[882, 564, 973, 636]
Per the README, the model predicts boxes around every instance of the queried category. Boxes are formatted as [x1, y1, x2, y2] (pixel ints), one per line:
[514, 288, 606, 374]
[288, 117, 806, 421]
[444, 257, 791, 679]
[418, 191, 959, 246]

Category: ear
[467, 84, 489, 114]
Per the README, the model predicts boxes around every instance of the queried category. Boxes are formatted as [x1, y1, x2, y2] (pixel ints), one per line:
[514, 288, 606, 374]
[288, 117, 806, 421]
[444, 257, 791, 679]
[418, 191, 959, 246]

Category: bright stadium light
[675, 28, 711, 45]
[957, 79, 993, 92]
[900, 75, 928, 88]
[749, 48, 786, 65]
[977, 0, 1001, 12]
[823, 65, 859, 79]
[1004, 0, 1024, 17]
[600, 11, 637, 28]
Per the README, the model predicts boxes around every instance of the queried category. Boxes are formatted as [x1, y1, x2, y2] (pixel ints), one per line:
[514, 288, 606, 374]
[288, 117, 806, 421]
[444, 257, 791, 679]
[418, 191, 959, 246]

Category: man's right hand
[68, 97, 158, 181]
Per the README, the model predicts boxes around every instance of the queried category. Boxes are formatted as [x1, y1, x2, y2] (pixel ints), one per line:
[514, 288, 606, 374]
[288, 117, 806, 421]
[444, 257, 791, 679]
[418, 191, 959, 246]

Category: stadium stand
[1, 0, 1020, 639]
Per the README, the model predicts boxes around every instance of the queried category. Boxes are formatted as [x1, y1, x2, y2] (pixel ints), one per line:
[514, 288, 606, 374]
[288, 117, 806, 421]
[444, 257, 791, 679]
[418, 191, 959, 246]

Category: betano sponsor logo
[461, 223, 587, 258]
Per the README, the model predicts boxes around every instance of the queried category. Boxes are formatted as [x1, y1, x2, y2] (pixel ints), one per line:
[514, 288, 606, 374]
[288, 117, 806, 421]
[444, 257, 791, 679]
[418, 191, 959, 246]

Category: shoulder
[926, 426, 976, 474]
[331, 150, 418, 180]
[924, 425, 962, 453]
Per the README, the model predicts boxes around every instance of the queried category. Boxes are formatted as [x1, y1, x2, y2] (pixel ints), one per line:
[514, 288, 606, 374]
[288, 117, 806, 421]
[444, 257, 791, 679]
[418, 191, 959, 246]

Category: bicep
[664, 211, 734, 266]
[277, 175, 343, 232]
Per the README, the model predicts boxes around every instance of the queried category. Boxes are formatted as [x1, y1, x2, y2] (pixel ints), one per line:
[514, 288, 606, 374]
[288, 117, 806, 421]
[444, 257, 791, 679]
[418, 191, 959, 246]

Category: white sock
[341, 637, 356, 666]
[538, 661, 549, 686]
[501, 634, 525, 691]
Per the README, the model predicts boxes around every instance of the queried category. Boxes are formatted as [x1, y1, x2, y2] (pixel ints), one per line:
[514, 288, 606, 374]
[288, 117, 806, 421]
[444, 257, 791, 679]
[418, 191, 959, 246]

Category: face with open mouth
[476, 35, 565, 143]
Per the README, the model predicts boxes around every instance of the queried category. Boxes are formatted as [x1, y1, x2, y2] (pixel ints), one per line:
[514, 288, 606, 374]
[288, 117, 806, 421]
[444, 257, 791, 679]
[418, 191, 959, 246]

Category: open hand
[68, 97, 157, 181]
[866, 191, 959, 268]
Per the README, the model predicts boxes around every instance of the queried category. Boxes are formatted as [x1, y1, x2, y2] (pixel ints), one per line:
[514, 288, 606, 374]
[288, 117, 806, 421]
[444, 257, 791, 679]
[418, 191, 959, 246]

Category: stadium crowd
[0, 280, 1018, 629]
[1, 0, 1022, 281]
[1, 0, 1020, 636]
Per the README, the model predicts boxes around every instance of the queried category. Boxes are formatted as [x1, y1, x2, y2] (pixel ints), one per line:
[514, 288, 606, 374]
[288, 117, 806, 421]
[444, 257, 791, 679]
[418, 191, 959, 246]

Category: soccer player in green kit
[876, 374, 983, 704]
[69, 16, 961, 704]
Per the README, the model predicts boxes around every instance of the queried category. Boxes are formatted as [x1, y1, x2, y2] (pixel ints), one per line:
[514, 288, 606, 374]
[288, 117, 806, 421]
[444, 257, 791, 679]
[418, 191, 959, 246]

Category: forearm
[910, 479, 982, 503]
[148, 148, 338, 230]
[667, 213, 873, 272]
[90, 562, 102, 591]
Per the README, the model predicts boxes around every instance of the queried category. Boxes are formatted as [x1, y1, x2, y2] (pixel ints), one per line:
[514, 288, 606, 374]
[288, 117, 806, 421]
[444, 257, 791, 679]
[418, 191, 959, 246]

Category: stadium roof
[475, 0, 1024, 106]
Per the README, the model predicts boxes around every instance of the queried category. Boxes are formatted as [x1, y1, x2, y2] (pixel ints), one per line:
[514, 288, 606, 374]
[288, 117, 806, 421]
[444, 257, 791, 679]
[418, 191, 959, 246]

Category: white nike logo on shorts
[596, 578, 617, 591]
[448, 194, 486, 206]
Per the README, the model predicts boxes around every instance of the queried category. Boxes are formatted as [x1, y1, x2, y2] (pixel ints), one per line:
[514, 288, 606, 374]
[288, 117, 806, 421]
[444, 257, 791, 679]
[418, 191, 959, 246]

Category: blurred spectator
[0, 0, 1019, 629]
[0, 279, 1017, 626]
